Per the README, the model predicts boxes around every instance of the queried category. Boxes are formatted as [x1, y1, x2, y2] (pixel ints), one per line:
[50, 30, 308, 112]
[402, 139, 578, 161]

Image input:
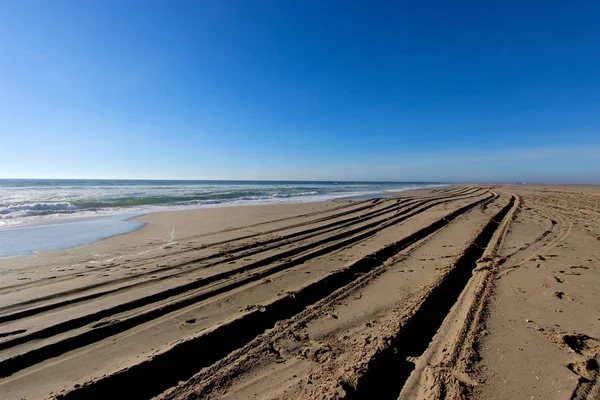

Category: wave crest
[0, 202, 77, 218]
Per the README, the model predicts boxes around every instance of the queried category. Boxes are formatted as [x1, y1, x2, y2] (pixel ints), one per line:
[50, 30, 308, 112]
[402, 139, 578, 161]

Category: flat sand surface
[0, 185, 598, 399]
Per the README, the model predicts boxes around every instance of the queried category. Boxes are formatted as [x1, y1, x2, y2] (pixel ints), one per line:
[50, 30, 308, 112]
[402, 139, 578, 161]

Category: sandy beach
[0, 185, 598, 400]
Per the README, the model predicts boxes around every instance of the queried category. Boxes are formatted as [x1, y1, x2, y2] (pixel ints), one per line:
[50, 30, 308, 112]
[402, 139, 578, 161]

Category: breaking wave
[0, 180, 444, 228]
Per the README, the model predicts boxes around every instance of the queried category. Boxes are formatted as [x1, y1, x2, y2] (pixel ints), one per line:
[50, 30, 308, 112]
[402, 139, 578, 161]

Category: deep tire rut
[342, 195, 516, 400]
[2, 187, 484, 318]
[51, 193, 493, 400]
[0, 192, 490, 379]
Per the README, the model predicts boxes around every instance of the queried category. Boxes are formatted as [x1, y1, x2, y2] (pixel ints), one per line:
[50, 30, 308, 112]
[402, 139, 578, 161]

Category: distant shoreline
[0, 181, 444, 257]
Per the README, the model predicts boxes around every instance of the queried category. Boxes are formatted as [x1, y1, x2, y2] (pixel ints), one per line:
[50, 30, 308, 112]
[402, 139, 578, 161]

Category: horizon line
[0, 178, 452, 183]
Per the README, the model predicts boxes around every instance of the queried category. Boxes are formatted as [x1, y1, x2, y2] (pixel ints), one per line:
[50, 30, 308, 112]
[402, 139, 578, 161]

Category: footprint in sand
[553, 291, 574, 301]
[570, 265, 590, 270]
[559, 270, 581, 276]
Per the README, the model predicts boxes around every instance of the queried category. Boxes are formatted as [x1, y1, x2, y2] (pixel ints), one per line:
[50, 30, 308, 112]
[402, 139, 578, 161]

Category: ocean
[0, 179, 443, 257]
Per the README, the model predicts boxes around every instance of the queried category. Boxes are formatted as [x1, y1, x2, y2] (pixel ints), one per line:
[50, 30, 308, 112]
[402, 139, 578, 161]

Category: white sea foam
[0, 180, 445, 231]
[0, 180, 448, 257]
[0, 202, 77, 217]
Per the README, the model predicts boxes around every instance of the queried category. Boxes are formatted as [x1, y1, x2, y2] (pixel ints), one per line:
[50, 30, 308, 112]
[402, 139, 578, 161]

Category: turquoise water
[0, 179, 442, 257]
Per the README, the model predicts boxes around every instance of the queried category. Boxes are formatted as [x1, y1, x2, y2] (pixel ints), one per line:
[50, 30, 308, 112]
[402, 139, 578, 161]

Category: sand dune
[0, 185, 598, 399]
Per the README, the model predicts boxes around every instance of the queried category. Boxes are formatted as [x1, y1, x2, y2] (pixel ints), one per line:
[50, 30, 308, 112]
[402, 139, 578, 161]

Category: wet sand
[0, 185, 598, 399]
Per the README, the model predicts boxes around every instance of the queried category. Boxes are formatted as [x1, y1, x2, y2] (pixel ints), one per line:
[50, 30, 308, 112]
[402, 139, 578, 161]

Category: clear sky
[0, 1, 599, 182]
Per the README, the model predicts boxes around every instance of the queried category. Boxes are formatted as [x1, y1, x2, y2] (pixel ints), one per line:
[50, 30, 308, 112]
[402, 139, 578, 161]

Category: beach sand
[0, 185, 598, 399]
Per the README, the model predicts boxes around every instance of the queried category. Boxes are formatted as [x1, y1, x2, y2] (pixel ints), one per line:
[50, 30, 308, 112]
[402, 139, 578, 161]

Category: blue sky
[0, 0, 599, 182]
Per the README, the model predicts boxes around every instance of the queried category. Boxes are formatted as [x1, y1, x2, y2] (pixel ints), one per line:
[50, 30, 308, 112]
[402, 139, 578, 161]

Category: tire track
[340, 195, 516, 400]
[0, 199, 405, 318]
[54, 190, 494, 400]
[156, 193, 502, 400]
[0, 199, 379, 295]
[496, 198, 572, 277]
[0, 192, 492, 378]
[0, 188, 483, 300]
[0, 198, 414, 324]
[399, 195, 520, 399]
[0, 190, 486, 327]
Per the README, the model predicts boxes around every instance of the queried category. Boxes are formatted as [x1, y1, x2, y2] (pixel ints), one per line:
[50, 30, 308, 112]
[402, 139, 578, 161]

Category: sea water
[0, 180, 443, 257]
